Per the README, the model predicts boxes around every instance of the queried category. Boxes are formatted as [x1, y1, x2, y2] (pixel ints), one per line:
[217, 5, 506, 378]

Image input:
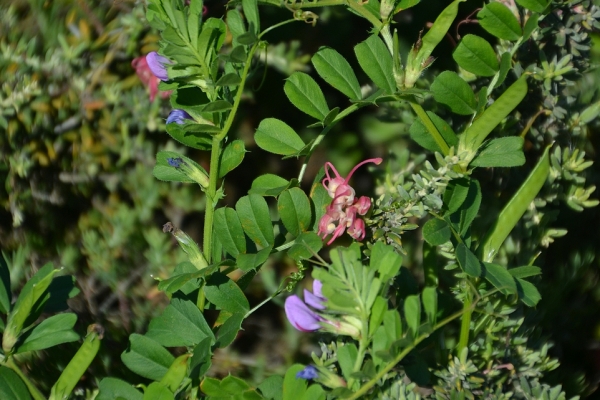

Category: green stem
[345, 0, 382, 31]
[259, 19, 298, 39]
[5, 358, 45, 400]
[457, 288, 472, 355]
[346, 317, 369, 390]
[203, 136, 223, 264]
[347, 307, 469, 400]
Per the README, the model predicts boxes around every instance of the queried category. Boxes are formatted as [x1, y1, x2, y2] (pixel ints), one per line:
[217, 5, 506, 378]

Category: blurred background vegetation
[1, 0, 599, 397]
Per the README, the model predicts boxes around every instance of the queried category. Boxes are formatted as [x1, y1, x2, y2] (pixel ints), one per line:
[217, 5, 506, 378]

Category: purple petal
[313, 280, 324, 298]
[285, 296, 322, 332]
[167, 109, 192, 125]
[304, 288, 325, 310]
[296, 365, 319, 380]
[146, 51, 171, 81]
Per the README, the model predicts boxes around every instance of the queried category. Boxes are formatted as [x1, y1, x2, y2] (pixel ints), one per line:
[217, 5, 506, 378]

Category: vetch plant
[0, 0, 598, 398]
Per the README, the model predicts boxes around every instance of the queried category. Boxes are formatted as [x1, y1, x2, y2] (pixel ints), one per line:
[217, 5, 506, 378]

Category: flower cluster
[317, 158, 382, 245]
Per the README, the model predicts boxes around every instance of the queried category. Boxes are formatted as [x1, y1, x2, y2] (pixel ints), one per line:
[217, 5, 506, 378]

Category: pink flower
[317, 158, 382, 245]
[131, 55, 171, 102]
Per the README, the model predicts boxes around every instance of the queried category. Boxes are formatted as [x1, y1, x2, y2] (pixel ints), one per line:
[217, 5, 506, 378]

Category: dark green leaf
[255, 118, 305, 156]
[215, 313, 244, 348]
[249, 174, 291, 197]
[369, 241, 402, 282]
[456, 243, 482, 277]
[337, 344, 358, 381]
[154, 150, 208, 184]
[226, 10, 245, 42]
[236, 195, 274, 248]
[236, 247, 271, 272]
[394, 0, 421, 12]
[165, 123, 212, 150]
[201, 100, 232, 113]
[523, 14, 540, 41]
[97, 378, 143, 400]
[0, 365, 32, 400]
[214, 207, 246, 257]
[422, 287, 437, 325]
[242, 0, 260, 33]
[215, 73, 242, 87]
[312, 47, 361, 100]
[482, 262, 517, 294]
[278, 188, 312, 237]
[431, 71, 477, 115]
[422, 219, 451, 246]
[146, 298, 215, 347]
[258, 375, 284, 400]
[288, 232, 323, 261]
[121, 334, 174, 381]
[310, 169, 330, 231]
[404, 295, 421, 337]
[0, 254, 10, 315]
[443, 177, 471, 213]
[284, 72, 329, 120]
[515, 0, 549, 13]
[409, 112, 458, 152]
[354, 35, 395, 94]
[448, 178, 481, 236]
[219, 140, 246, 178]
[15, 313, 79, 354]
[471, 136, 525, 167]
[495, 52, 512, 88]
[516, 278, 541, 306]
[453, 34, 499, 77]
[478, 2, 522, 41]
[417, 0, 465, 67]
[282, 365, 309, 400]
[205, 273, 250, 313]
[508, 266, 542, 279]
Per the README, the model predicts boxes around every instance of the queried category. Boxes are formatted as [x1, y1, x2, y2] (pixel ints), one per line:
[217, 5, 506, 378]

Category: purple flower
[285, 280, 327, 332]
[167, 109, 193, 125]
[146, 51, 172, 81]
[167, 157, 183, 168]
[296, 365, 318, 380]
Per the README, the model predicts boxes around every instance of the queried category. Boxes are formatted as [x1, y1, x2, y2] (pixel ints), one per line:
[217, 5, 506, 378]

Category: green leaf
[143, 382, 173, 400]
[15, 313, 78, 354]
[481, 262, 517, 294]
[453, 34, 499, 77]
[422, 287, 437, 325]
[508, 266, 541, 279]
[478, 2, 522, 41]
[236, 247, 272, 272]
[190, 338, 212, 379]
[312, 47, 361, 100]
[227, 10, 246, 44]
[146, 298, 215, 347]
[478, 146, 550, 262]
[215, 73, 242, 87]
[369, 241, 402, 282]
[471, 136, 525, 167]
[255, 118, 305, 156]
[214, 207, 247, 257]
[409, 111, 458, 153]
[443, 178, 471, 213]
[495, 52, 512, 88]
[523, 14, 540, 41]
[3, 265, 59, 353]
[205, 273, 250, 313]
[431, 71, 477, 115]
[462, 76, 528, 150]
[337, 344, 358, 381]
[154, 150, 208, 184]
[422, 219, 451, 246]
[0, 254, 10, 315]
[278, 188, 312, 237]
[216, 313, 244, 348]
[283, 365, 309, 400]
[0, 366, 32, 400]
[404, 294, 421, 337]
[394, 0, 421, 12]
[310, 171, 331, 231]
[197, 18, 227, 64]
[165, 123, 212, 150]
[236, 194, 274, 248]
[515, 0, 549, 13]
[121, 334, 174, 381]
[249, 174, 291, 197]
[288, 232, 323, 261]
[456, 243, 482, 277]
[219, 140, 246, 178]
[448, 178, 481, 236]
[284, 72, 330, 120]
[242, 0, 260, 33]
[516, 278, 541, 306]
[258, 375, 284, 400]
[354, 35, 395, 94]
[159, 354, 189, 393]
[97, 378, 143, 400]
[201, 100, 232, 113]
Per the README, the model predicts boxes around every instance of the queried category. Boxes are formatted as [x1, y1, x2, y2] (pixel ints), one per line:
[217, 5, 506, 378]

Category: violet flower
[167, 109, 193, 125]
[285, 280, 327, 332]
[296, 365, 318, 380]
[317, 158, 382, 245]
[146, 51, 172, 81]
[131, 56, 171, 102]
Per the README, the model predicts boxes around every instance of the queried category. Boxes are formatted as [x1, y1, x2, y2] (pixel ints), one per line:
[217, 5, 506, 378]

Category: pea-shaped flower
[146, 51, 173, 81]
